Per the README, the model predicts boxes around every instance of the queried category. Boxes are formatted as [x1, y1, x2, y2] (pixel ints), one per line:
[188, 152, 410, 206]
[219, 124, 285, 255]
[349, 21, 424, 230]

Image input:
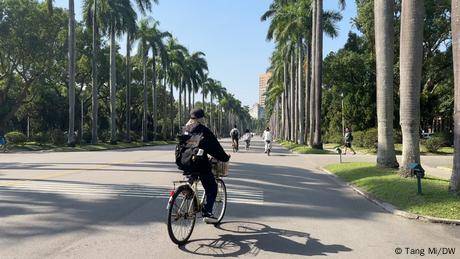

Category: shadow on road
[180, 221, 352, 257]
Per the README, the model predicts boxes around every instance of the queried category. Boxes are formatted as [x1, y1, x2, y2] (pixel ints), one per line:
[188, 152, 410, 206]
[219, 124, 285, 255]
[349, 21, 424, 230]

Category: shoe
[202, 211, 218, 224]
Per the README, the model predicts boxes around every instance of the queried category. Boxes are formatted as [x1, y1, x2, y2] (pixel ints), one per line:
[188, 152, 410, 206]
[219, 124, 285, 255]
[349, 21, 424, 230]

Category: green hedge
[353, 128, 378, 148]
[422, 136, 445, 153]
[5, 131, 27, 144]
[51, 129, 66, 145]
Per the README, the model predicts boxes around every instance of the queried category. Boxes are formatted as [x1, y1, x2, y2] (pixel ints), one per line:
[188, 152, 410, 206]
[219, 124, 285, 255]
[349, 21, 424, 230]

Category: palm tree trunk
[202, 92, 205, 110]
[313, 0, 323, 149]
[281, 85, 285, 140]
[294, 54, 299, 143]
[68, 0, 76, 146]
[399, 0, 424, 176]
[151, 54, 157, 140]
[169, 76, 174, 138]
[178, 79, 182, 128]
[290, 54, 295, 142]
[375, 0, 398, 168]
[125, 33, 131, 142]
[210, 95, 214, 132]
[305, 43, 310, 143]
[283, 61, 288, 140]
[91, 0, 98, 144]
[142, 51, 148, 142]
[192, 90, 195, 109]
[298, 41, 305, 145]
[109, 24, 117, 144]
[450, 0, 460, 192]
[309, 0, 317, 146]
[183, 85, 187, 122]
[188, 87, 192, 113]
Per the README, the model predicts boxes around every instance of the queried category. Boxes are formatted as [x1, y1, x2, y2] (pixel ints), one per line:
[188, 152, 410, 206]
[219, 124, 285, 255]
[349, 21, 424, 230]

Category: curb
[319, 167, 460, 226]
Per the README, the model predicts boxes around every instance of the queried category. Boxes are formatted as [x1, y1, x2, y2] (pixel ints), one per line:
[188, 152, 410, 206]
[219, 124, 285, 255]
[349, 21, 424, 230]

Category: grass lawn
[279, 140, 331, 154]
[325, 162, 460, 220]
[5, 140, 176, 153]
[324, 143, 454, 156]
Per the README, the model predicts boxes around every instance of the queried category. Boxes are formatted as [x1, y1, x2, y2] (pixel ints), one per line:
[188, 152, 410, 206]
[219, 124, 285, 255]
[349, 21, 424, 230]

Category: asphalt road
[0, 138, 459, 258]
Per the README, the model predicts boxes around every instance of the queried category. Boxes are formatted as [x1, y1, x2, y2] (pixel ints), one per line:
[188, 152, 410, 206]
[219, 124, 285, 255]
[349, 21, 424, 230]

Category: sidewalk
[297, 152, 453, 180]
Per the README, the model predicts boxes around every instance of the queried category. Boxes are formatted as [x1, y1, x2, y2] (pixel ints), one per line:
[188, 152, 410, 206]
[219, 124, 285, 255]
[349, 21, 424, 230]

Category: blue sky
[54, 0, 357, 106]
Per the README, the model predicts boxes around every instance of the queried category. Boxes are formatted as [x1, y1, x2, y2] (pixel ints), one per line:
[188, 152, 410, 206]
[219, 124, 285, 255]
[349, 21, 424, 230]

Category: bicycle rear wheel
[167, 185, 197, 245]
[213, 179, 227, 224]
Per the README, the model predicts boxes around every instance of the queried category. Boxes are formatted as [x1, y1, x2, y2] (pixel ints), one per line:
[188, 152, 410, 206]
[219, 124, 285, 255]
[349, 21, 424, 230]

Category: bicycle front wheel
[213, 179, 227, 224]
[167, 185, 197, 245]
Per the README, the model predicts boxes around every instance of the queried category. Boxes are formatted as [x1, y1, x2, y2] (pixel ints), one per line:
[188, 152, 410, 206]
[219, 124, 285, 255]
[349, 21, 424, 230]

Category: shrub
[82, 131, 92, 144]
[362, 128, 378, 148]
[324, 132, 343, 144]
[51, 129, 66, 145]
[393, 130, 403, 144]
[352, 131, 365, 147]
[32, 132, 50, 144]
[352, 128, 377, 149]
[5, 131, 27, 144]
[423, 136, 444, 153]
[432, 132, 452, 146]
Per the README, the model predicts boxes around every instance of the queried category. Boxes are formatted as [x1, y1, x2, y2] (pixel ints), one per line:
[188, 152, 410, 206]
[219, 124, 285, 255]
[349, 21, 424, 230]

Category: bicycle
[232, 139, 239, 153]
[167, 159, 228, 246]
[265, 140, 272, 156]
[244, 140, 250, 150]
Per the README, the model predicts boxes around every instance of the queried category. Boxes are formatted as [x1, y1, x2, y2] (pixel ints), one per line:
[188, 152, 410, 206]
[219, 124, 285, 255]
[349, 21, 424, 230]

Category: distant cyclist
[229, 125, 240, 152]
[242, 129, 252, 150]
[180, 108, 230, 223]
[263, 127, 273, 154]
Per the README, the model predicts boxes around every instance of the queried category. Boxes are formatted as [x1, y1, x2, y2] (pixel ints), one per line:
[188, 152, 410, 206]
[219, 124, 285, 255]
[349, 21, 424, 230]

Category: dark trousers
[200, 171, 217, 214]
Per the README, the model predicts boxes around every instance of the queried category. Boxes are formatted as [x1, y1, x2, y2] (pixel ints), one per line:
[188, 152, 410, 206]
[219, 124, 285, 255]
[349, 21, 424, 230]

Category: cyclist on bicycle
[242, 129, 252, 150]
[229, 125, 240, 151]
[263, 127, 273, 153]
[183, 108, 230, 223]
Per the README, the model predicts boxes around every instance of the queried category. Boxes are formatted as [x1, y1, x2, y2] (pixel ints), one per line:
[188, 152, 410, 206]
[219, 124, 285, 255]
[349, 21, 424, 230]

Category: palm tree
[68, 0, 76, 146]
[47, 0, 77, 146]
[83, 0, 100, 144]
[399, 0, 424, 176]
[375, 0, 398, 168]
[125, 1, 155, 142]
[125, 24, 136, 142]
[107, 1, 137, 144]
[136, 19, 151, 142]
[165, 38, 187, 134]
[450, 0, 460, 192]
[148, 21, 170, 140]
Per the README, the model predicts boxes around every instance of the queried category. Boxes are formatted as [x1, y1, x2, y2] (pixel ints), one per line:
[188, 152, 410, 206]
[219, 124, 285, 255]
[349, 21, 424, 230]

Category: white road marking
[0, 181, 264, 205]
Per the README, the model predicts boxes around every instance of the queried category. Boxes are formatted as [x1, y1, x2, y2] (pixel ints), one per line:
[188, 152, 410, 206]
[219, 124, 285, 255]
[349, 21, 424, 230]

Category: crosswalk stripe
[0, 182, 264, 205]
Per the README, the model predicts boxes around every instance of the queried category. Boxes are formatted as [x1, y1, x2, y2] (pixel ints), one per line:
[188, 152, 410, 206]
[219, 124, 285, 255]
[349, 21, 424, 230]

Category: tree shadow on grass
[180, 221, 352, 257]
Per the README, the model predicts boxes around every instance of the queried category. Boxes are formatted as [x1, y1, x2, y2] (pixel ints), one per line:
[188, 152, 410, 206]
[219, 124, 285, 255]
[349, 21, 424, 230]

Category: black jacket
[184, 123, 230, 173]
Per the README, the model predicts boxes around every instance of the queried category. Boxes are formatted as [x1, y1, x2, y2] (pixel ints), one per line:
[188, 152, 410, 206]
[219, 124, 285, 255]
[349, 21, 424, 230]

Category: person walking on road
[344, 127, 356, 155]
[263, 127, 273, 154]
[180, 108, 231, 223]
[230, 125, 240, 152]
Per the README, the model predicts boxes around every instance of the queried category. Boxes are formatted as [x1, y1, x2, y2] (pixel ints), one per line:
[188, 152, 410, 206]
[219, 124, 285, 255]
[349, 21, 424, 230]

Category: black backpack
[231, 129, 239, 139]
[175, 133, 205, 174]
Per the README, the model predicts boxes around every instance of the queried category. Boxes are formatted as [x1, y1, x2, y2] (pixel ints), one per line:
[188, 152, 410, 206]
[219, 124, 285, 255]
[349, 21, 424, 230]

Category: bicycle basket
[211, 159, 229, 177]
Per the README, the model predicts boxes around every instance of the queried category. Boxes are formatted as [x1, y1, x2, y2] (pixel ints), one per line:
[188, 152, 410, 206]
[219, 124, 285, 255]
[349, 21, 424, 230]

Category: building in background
[250, 103, 265, 120]
[259, 72, 271, 107]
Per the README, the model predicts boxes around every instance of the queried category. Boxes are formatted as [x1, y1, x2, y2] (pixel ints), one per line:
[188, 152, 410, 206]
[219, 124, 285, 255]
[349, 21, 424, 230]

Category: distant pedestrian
[343, 127, 356, 155]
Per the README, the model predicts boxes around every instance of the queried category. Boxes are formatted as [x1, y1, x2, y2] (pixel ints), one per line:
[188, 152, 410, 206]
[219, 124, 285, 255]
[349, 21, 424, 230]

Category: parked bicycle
[167, 159, 228, 246]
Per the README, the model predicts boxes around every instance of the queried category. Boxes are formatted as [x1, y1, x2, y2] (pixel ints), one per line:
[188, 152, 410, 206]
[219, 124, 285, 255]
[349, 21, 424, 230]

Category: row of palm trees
[263, 0, 460, 192]
[262, 0, 343, 148]
[52, 0, 250, 145]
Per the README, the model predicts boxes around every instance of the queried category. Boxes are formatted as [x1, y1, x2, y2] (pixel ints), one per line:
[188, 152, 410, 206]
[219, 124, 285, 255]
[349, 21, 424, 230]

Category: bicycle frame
[168, 177, 207, 214]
